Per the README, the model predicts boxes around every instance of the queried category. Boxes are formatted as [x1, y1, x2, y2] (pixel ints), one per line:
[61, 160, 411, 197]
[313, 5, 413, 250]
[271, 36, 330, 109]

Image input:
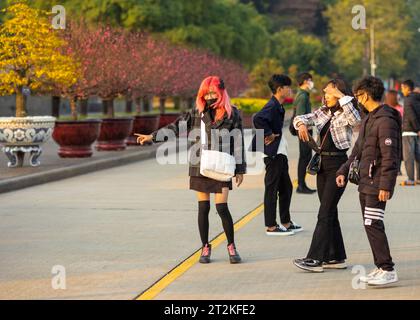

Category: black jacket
[249, 96, 286, 158]
[152, 107, 247, 177]
[337, 105, 402, 197]
[402, 92, 420, 133]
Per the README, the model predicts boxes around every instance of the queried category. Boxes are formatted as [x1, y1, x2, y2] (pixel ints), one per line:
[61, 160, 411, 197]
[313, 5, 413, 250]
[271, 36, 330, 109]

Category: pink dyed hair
[196, 76, 233, 121]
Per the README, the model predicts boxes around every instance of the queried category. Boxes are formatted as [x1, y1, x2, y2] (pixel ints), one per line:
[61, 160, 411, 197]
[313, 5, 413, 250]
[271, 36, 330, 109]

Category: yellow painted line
[134, 203, 264, 300]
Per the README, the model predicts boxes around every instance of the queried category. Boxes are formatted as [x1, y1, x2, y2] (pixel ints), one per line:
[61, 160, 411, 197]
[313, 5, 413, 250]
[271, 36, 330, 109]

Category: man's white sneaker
[359, 268, 381, 283]
[368, 269, 398, 286]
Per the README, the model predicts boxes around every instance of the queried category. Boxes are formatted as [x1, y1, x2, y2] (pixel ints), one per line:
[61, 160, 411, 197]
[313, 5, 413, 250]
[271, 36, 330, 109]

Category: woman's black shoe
[293, 258, 323, 272]
[227, 243, 241, 264]
[199, 244, 211, 264]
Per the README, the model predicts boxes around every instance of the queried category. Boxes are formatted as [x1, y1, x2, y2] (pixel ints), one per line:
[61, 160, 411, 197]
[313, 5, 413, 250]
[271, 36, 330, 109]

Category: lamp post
[370, 23, 377, 76]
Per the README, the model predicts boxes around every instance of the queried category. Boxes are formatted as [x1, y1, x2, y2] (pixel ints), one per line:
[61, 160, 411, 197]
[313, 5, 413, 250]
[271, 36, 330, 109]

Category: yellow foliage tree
[0, 2, 78, 117]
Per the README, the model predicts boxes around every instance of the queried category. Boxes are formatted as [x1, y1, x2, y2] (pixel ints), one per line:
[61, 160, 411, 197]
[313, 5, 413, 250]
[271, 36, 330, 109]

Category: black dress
[189, 107, 233, 193]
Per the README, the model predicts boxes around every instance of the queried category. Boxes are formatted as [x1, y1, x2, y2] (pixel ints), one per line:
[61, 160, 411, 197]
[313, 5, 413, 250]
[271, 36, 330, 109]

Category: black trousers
[359, 193, 395, 271]
[306, 156, 347, 262]
[298, 132, 313, 187]
[264, 154, 292, 227]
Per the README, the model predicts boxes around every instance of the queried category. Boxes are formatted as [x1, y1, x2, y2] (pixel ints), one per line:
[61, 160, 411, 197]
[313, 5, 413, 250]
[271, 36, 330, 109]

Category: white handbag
[199, 115, 236, 182]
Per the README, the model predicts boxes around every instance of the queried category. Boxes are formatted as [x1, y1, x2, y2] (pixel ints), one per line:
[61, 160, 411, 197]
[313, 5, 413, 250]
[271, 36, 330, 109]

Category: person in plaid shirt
[292, 79, 361, 273]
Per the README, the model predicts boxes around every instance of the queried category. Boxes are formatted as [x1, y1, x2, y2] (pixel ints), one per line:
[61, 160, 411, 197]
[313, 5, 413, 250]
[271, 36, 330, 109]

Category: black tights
[198, 201, 235, 246]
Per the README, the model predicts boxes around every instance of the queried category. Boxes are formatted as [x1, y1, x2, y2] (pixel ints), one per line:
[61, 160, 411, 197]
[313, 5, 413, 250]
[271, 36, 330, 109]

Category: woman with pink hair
[136, 76, 246, 264]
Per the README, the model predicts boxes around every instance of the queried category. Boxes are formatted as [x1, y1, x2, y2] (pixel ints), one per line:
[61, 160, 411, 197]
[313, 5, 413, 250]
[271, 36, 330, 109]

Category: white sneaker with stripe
[368, 269, 398, 286]
[360, 268, 381, 283]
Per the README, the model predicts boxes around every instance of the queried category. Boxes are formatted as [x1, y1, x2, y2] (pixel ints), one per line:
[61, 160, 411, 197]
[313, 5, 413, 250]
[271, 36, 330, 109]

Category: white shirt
[263, 135, 288, 158]
[402, 132, 418, 137]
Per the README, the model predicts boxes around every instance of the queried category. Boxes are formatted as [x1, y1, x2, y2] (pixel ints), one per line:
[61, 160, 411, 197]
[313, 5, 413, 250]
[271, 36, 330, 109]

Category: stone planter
[96, 118, 134, 151]
[126, 115, 160, 146]
[158, 113, 181, 129]
[52, 120, 102, 158]
[0, 116, 56, 167]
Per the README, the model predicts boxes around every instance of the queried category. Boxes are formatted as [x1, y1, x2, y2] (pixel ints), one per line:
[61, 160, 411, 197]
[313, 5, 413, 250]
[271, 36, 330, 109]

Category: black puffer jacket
[403, 92, 420, 133]
[152, 107, 247, 177]
[337, 105, 402, 197]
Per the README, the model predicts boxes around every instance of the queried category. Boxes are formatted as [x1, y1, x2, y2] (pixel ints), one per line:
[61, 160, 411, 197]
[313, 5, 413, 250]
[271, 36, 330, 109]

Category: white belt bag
[199, 116, 236, 182]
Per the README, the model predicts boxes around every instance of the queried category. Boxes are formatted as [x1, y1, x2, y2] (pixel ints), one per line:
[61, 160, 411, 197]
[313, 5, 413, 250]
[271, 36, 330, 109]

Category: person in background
[385, 90, 404, 118]
[295, 72, 317, 194]
[250, 74, 303, 236]
[385, 90, 404, 175]
[400, 80, 420, 186]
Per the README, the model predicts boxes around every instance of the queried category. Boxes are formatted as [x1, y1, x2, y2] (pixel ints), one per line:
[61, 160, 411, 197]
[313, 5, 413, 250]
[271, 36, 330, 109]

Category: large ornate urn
[0, 116, 56, 167]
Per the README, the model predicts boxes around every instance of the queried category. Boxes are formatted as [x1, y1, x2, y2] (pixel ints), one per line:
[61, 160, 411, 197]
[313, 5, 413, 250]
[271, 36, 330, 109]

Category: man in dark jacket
[337, 76, 400, 286]
[295, 72, 316, 194]
[401, 79, 420, 185]
[250, 74, 302, 236]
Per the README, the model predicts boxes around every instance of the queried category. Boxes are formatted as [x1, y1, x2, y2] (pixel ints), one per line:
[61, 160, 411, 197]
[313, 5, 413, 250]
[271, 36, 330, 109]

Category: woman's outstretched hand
[297, 124, 310, 142]
[236, 174, 244, 187]
[135, 133, 153, 145]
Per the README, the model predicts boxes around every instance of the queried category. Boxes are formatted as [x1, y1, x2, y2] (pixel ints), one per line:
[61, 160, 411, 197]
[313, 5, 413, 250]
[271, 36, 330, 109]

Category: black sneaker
[322, 260, 347, 269]
[296, 186, 317, 194]
[199, 244, 211, 264]
[293, 258, 324, 273]
[266, 225, 294, 236]
[287, 221, 303, 233]
[227, 243, 241, 264]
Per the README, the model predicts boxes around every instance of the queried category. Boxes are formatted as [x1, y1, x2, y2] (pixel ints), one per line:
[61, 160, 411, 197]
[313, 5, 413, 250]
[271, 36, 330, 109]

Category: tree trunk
[102, 99, 107, 115]
[104, 98, 115, 118]
[135, 97, 142, 115]
[187, 97, 194, 110]
[80, 99, 88, 117]
[159, 97, 166, 114]
[70, 97, 78, 121]
[143, 96, 151, 112]
[15, 88, 27, 117]
[52, 96, 60, 118]
[173, 97, 181, 110]
[125, 97, 133, 114]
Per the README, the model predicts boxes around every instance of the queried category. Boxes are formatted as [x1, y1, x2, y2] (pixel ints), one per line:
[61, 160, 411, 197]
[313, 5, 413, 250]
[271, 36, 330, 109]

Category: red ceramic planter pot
[158, 113, 181, 129]
[96, 118, 134, 151]
[126, 115, 160, 146]
[52, 120, 102, 158]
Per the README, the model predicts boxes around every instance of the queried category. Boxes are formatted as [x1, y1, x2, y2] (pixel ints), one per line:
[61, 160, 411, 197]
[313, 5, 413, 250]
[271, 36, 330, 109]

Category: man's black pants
[264, 154, 292, 227]
[359, 192, 395, 271]
[298, 138, 313, 188]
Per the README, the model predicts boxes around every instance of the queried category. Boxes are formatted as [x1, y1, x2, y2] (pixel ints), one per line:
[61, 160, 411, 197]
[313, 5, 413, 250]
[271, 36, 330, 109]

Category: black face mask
[358, 102, 369, 114]
[205, 98, 218, 108]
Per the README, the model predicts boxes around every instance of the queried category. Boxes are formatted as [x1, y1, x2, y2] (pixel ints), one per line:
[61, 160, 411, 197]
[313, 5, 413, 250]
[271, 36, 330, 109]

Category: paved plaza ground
[0, 130, 419, 300]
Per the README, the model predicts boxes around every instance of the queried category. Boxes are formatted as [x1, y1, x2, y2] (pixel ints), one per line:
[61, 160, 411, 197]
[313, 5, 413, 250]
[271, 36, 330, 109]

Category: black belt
[320, 151, 347, 156]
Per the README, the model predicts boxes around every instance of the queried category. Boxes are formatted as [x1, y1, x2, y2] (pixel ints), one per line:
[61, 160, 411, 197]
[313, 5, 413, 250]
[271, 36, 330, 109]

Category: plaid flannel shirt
[293, 96, 361, 150]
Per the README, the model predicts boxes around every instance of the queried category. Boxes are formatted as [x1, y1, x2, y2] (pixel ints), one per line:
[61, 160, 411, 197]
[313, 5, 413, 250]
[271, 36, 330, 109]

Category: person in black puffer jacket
[337, 76, 401, 286]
